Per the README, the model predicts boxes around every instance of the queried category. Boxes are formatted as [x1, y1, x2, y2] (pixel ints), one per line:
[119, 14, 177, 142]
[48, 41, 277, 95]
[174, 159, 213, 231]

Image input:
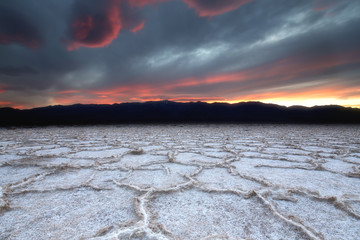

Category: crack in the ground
[1, 125, 359, 239]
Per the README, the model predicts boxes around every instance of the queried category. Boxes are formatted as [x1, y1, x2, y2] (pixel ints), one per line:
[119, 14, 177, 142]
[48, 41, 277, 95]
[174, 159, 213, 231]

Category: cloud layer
[183, 0, 253, 17]
[67, 0, 122, 50]
[0, 6, 42, 49]
[0, 0, 360, 108]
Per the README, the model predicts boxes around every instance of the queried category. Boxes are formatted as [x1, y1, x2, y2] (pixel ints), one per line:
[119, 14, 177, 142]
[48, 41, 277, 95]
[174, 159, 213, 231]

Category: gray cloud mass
[0, 0, 359, 108]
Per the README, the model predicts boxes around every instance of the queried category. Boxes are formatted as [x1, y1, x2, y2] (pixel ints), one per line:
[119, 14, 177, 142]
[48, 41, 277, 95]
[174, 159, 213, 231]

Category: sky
[0, 0, 360, 109]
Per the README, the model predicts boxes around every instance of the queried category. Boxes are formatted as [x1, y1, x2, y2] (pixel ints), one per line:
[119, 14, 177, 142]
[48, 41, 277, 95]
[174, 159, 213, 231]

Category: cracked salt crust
[195, 168, 262, 192]
[150, 189, 311, 240]
[2, 188, 138, 239]
[70, 148, 129, 159]
[272, 193, 360, 239]
[0, 166, 46, 186]
[0, 125, 360, 239]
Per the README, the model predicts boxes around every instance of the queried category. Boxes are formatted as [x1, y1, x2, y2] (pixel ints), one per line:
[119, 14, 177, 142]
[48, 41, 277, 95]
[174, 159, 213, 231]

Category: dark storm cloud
[129, 0, 252, 17]
[313, 0, 338, 11]
[0, 0, 360, 108]
[0, 6, 43, 49]
[66, 0, 123, 50]
[0, 66, 38, 77]
[66, 0, 145, 50]
[129, 0, 169, 8]
[117, 0, 333, 81]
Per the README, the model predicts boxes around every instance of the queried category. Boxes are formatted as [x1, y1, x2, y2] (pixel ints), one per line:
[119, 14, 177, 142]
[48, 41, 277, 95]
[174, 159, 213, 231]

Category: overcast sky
[0, 0, 359, 109]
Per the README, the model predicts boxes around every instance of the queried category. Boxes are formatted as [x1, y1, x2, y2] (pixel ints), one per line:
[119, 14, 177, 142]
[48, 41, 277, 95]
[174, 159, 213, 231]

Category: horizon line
[2, 100, 360, 111]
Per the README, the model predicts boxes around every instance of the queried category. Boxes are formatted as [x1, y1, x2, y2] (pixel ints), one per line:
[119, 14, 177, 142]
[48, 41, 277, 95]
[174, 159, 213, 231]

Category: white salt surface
[0, 125, 359, 239]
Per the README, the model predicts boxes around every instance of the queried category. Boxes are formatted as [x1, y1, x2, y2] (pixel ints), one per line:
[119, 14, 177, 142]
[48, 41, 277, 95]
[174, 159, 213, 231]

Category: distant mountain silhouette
[1, 101, 360, 126]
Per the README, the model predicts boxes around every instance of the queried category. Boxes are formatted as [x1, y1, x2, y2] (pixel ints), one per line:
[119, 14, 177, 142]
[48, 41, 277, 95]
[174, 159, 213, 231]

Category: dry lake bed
[1, 125, 360, 240]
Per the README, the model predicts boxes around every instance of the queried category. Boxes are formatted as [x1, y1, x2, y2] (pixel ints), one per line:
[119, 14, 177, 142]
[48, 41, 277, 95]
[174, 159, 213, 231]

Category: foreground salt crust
[0, 125, 360, 239]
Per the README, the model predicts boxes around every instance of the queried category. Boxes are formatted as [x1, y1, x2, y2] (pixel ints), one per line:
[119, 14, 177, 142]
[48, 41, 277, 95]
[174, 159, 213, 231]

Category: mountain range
[1, 101, 360, 126]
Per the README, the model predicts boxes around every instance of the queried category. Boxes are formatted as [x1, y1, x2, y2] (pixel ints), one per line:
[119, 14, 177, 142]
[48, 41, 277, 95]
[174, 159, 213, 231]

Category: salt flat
[0, 125, 360, 240]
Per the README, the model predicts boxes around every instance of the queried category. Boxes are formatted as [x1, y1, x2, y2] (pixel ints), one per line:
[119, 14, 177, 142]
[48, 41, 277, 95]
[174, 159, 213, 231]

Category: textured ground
[0, 125, 360, 240]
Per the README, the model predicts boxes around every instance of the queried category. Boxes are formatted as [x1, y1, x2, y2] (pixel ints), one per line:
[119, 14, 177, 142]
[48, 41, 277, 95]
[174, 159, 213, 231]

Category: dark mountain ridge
[1, 101, 360, 126]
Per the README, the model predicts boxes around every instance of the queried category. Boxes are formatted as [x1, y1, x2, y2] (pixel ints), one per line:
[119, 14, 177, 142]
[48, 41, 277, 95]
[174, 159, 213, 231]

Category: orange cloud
[52, 94, 120, 106]
[131, 21, 145, 33]
[0, 101, 12, 106]
[67, 0, 122, 50]
[52, 90, 81, 94]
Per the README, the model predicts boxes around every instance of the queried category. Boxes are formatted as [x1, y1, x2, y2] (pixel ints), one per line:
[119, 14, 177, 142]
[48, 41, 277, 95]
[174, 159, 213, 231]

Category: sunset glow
[1, 0, 359, 109]
[66, 0, 122, 50]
